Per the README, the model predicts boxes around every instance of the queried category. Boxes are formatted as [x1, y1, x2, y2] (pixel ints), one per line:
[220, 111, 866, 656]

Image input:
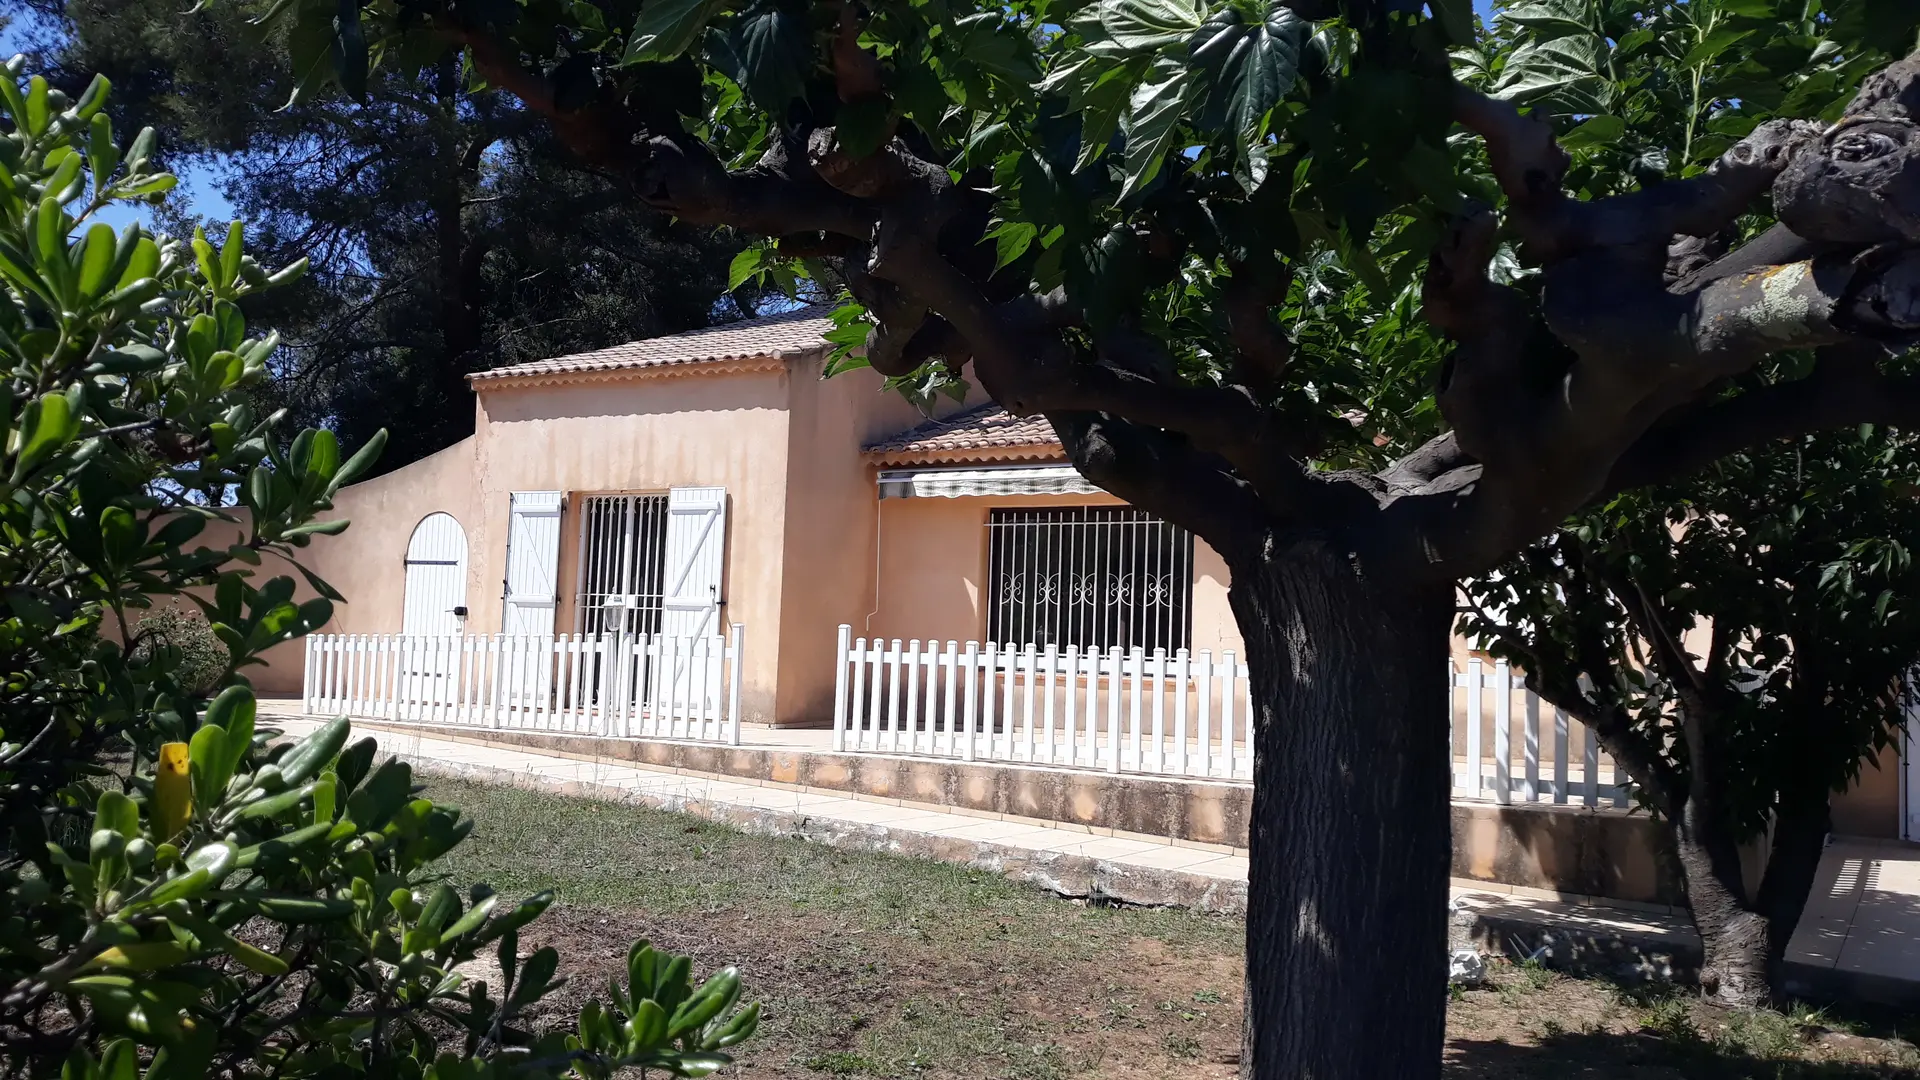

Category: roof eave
[467, 349, 814, 391]
[866, 442, 1068, 468]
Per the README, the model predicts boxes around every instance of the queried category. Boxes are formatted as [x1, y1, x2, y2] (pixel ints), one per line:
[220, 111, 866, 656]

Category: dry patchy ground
[427, 776, 1920, 1079]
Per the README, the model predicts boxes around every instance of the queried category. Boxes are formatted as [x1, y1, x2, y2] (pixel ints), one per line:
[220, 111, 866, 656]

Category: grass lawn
[426, 775, 1920, 1079]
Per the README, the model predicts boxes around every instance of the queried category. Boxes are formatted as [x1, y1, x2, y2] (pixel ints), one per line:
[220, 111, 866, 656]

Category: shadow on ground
[1448, 1026, 1920, 1079]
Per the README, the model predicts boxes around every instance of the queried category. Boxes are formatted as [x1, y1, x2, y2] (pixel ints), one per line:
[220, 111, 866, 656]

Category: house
[273, 305, 1916, 849]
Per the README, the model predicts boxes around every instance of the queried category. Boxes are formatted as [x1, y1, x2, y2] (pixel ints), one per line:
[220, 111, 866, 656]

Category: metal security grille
[574, 494, 670, 638]
[986, 507, 1193, 652]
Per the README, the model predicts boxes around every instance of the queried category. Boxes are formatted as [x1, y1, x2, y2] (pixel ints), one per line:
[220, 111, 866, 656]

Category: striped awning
[876, 464, 1099, 499]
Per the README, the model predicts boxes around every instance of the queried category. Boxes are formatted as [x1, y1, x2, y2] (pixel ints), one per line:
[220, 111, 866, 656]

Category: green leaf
[1492, 34, 1612, 114]
[1119, 64, 1192, 200]
[1059, 61, 1136, 171]
[1684, 27, 1755, 71]
[326, 429, 386, 496]
[987, 221, 1039, 272]
[82, 942, 192, 972]
[948, 13, 1041, 84]
[277, 714, 350, 787]
[626, 0, 725, 64]
[25, 76, 50, 136]
[234, 783, 315, 822]
[720, 5, 810, 112]
[439, 893, 498, 944]
[1558, 114, 1626, 149]
[219, 220, 244, 290]
[1499, 0, 1593, 39]
[1188, 7, 1307, 189]
[188, 724, 232, 816]
[76, 224, 117, 300]
[94, 790, 139, 840]
[1100, 0, 1206, 53]
[13, 392, 80, 482]
[227, 895, 355, 922]
[301, 428, 340, 483]
[34, 196, 65, 273]
[727, 248, 766, 292]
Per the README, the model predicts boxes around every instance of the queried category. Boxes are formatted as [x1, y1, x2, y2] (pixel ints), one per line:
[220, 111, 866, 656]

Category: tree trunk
[1232, 538, 1454, 1080]
[1669, 798, 1771, 1006]
[1757, 773, 1833, 994]
[1670, 693, 1771, 1006]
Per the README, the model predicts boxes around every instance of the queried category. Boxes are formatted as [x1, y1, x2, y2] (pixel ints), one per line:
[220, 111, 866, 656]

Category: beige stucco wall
[298, 437, 483, 641]
[1833, 738, 1903, 838]
[771, 354, 976, 724]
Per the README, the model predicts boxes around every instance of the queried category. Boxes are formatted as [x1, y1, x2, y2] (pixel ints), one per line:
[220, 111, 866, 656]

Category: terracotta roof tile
[468, 305, 834, 383]
[864, 403, 1063, 458]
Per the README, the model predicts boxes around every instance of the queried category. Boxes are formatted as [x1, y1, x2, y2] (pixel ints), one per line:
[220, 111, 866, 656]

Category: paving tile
[1064, 836, 1165, 860]
[981, 826, 1089, 853]
[1133, 853, 1243, 881]
[933, 819, 1057, 843]
[872, 812, 974, 833]
[1106, 844, 1236, 873]
[1786, 914, 1852, 969]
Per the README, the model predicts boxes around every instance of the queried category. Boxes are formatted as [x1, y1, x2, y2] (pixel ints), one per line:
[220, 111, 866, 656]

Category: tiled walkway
[263, 711, 1920, 1004]
[1788, 838, 1920, 1004]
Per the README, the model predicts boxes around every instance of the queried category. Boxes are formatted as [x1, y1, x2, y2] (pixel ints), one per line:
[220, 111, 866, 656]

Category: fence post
[1106, 646, 1122, 774]
[961, 641, 979, 762]
[1220, 650, 1238, 780]
[1494, 660, 1513, 805]
[302, 635, 316, 714]
[1465, 658, 1484, 800]
[1523, 690, 1541, 803]
[728, 623, 745, 746]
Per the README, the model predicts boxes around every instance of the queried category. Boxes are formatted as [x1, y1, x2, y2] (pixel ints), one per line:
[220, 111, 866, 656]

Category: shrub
[0, 58, 757, 1078]
[132, 604, 230, 696]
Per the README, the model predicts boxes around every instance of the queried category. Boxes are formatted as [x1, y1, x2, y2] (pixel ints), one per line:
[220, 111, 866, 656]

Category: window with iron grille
[986, 507, 1193, 653]
[574, 493, 669, 637]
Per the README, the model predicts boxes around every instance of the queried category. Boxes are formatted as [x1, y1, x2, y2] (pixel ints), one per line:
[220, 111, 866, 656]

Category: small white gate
[403, 513, 468, 704]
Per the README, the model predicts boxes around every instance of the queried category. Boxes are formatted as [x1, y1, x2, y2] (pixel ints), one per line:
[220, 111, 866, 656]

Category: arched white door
[403, 513, 468, 634]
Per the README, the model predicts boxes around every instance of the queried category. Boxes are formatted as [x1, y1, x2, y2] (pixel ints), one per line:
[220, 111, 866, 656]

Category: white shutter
[661, 487, 726, 638]
[502, 491, 563, 636]
[403, 513, 468, 635]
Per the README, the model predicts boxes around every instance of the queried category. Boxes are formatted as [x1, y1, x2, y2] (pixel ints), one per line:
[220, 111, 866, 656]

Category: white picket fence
[831, 626, 1257, 780]
[302, 626, 745, 745]
[831, 627, 1629, 803]
[1454, 658, 1628, 808]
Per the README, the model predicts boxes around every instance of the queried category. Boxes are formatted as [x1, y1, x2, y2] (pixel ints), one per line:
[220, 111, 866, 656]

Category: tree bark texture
[1231, 539, 1454, 1080]
[1666, 694, 1834, 1007]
